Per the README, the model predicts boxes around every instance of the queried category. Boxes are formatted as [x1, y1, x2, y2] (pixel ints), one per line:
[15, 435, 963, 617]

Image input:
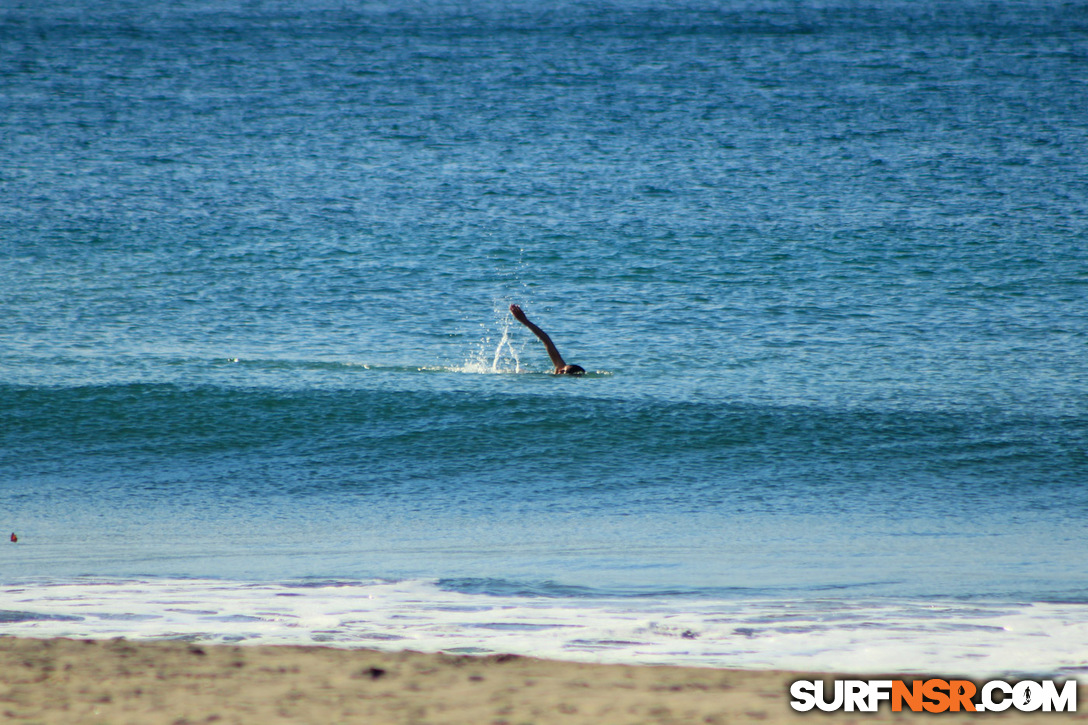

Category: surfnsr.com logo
[790, 678, 1078, 713]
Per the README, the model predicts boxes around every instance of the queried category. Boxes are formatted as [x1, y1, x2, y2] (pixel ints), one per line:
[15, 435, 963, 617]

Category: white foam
[1, 577, 1086, 680]
[454, 307, 529, 374]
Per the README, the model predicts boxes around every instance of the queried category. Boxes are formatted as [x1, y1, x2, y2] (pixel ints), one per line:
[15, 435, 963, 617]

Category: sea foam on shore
[3, 577, 1086, 681]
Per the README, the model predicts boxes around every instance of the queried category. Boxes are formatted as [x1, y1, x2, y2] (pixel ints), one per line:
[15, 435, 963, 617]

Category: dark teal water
[2, 0, 1087, 603]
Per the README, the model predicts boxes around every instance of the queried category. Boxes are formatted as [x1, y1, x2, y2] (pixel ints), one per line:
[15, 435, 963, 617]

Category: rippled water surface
[1, 0, 1086, 672]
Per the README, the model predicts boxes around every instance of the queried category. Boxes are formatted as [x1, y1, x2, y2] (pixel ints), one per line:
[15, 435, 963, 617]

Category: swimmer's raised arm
[509, 304, 585, 375]
[510, 304, 566, 369]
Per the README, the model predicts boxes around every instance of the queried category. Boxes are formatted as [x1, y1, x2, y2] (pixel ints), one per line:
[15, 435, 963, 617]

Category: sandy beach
[0, 637, 1080, 724]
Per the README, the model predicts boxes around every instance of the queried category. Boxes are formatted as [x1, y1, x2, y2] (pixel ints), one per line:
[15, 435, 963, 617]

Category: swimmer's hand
[509, 304, 528, 323]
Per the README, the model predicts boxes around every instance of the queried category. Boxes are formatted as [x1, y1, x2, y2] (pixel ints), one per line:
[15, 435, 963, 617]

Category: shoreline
[5, 576, 1088, 682]
[1, 637, 1082, 724]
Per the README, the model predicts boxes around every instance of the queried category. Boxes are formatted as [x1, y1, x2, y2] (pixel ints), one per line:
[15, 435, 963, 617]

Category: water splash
[489, 327, 521, 373]
[458, 310, 525, 374]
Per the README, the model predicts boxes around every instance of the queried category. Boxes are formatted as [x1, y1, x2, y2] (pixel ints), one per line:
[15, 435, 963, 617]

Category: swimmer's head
[559, 364, 585, 376]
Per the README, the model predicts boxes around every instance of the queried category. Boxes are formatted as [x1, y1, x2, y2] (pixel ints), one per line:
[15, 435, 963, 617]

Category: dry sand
[0, 637, 1082, 724]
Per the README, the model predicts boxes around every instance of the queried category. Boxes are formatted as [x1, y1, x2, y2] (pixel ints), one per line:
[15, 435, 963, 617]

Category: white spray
[459, 308, 525, 374]
[489, 325, 521, 373]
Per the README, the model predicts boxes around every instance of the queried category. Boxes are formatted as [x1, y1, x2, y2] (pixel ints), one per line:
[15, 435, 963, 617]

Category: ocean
[2, 0, 1086, 679]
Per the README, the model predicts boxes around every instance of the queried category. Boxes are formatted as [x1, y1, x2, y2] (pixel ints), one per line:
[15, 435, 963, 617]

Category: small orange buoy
[9, 533, 16, 543]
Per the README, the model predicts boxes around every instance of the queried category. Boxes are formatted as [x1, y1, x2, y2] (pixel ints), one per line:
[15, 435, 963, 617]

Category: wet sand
[0, 637, 1081, 724]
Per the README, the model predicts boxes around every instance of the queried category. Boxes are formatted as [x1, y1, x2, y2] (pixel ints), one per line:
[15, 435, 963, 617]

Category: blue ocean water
[2, 0, 1087, 675]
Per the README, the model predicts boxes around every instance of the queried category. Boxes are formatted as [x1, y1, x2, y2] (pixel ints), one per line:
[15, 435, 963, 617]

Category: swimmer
[509, 304, 586, 375]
